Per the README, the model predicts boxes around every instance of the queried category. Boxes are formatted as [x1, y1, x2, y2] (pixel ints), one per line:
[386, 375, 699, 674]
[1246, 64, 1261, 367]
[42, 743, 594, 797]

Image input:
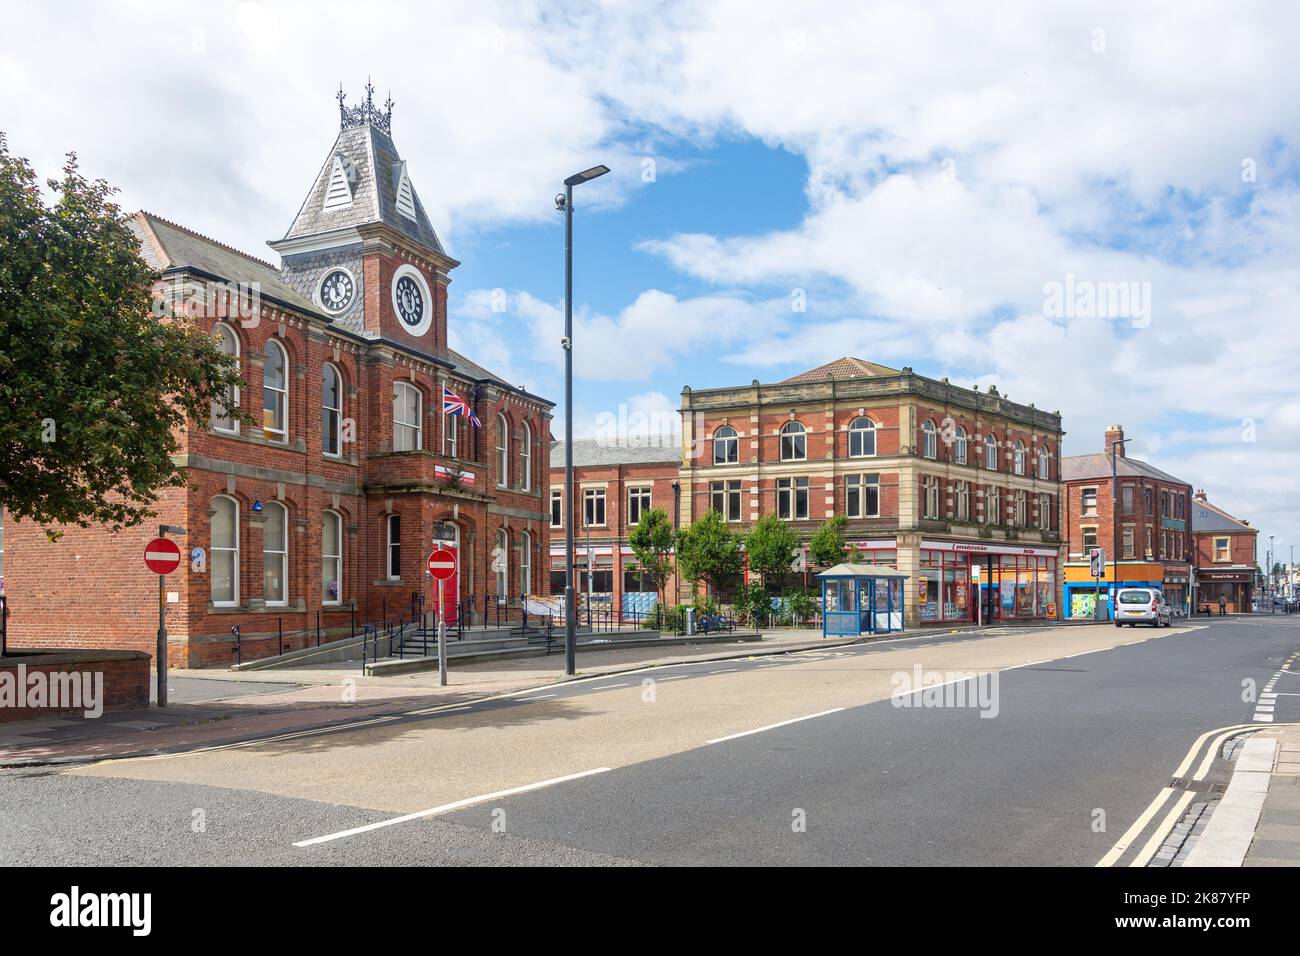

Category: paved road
[2, 617, 1296, 865]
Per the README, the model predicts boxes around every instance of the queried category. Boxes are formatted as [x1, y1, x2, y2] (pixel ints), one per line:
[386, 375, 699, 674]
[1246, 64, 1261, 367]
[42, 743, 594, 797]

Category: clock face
[394, 276, 425, 327]
[318, 269, 355, 313]
[390, 264, 432, 337]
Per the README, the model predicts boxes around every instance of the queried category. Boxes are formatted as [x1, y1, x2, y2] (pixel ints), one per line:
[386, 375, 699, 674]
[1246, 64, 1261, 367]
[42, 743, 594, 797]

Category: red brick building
[552, 357, 1066, 627]
[1189, 490, 1258, 613]
[2, 91, 552, 666]
[1060, 425, 1194, 617]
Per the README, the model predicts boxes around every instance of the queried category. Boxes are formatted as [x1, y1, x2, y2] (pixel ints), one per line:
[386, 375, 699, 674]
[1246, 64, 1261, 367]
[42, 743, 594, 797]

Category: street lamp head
[554, 192, 567, 212]
[564, 164, 610, 187]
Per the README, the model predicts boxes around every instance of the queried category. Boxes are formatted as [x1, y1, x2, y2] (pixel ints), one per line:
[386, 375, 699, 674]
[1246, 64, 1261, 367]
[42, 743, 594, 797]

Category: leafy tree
[808, 514, 848, 567]
[744, 513, 802, 583]
[628, 507, 676, 608]
[0, 135, 242, 533]
[675, 509, 742, 596]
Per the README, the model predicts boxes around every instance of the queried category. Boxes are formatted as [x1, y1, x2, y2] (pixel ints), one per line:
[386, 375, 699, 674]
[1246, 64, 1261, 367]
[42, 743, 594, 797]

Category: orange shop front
[917, 540, 1060, 624]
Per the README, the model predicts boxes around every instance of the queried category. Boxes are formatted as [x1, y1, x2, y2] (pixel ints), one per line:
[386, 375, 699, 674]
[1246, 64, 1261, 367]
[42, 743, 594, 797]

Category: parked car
[1114, 587, 1172, 627]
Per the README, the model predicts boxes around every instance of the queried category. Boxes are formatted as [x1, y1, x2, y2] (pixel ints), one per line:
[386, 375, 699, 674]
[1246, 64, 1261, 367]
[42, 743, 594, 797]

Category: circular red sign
[144, 537, 182, 575]
[427, 547, 457, 581]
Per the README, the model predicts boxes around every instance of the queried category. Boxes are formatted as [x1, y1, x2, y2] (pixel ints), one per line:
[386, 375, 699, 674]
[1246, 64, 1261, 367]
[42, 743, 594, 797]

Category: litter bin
[684, 607, 696, 636]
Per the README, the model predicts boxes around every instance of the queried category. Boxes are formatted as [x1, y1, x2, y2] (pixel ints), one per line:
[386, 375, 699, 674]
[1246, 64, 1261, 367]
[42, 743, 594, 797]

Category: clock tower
[269, 83, 456, 358]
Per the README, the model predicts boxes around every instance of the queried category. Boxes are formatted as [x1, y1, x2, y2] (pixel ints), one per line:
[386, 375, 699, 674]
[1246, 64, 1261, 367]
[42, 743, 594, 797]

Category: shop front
[917, 540, 1060, 624]
[1195, 568, 1254, 613]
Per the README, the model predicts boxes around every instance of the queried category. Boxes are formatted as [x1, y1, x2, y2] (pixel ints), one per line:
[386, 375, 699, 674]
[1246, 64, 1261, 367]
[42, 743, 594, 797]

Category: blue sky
[3, 0, 1299, 560]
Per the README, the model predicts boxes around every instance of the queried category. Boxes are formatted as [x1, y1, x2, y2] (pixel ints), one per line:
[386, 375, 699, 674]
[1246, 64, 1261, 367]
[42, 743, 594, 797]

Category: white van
[1114, 587, 1172, 627]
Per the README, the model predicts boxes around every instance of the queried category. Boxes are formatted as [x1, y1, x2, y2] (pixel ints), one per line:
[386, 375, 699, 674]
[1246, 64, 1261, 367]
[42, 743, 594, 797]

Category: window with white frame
[987, 486, 1001, 524]
[1214, 536, 1230, 562]
[780, 422, 806, 461]
[550, 489, 563, 528]
[495, 528, 509, 595]
[520, 420, 532, 491]
[954, 426, 967, 464]
[496, 414, 509, 487]
[1080, 487, 1098, 517]
[846, 474, 880, 518]
[627, 486, 651, 526]
[1013, 441, 1026, 476]
[262, 339, 288, 443]
[443, 411, 458, 459]
[520, 531, 532, 595]
[984, 433, 998, 469]
[713, 425, 738, 465]
[955, 480, 970, 521]
[922, 420, 937, 459]
[922, 476, 940, 518]
[849, 417, 876, 457]
[392, 381, 422, 451]
[1082, 526, 1098, 549]
[583, 488, 606, 527]
[322, 363, 342, 456]
[711, 480, 742, 521]
[212, 323, 240, 434]
[777, 477, 809, 520]
[1013, 489, 1027, 526]
[386, 514, 401, 580]
[211, 495, 239, 606]
[1122, 525, 1135, 559]
[322, 510, 342, 605]
[1037, 444, 1050, 479]
[262, 501, 287, 606]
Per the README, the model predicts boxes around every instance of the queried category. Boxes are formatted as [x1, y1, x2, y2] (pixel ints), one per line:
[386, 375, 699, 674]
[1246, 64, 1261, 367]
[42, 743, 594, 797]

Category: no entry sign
[427, 548, 457, 581]
[144, 537, 182, 575]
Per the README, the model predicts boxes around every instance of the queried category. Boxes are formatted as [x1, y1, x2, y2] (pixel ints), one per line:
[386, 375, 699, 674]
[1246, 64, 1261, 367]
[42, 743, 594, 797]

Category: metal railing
[0, 595, 8, 656]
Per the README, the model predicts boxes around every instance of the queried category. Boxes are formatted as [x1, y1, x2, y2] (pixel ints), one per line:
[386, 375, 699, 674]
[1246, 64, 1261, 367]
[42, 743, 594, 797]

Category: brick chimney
[1104, 424, 1126, 456]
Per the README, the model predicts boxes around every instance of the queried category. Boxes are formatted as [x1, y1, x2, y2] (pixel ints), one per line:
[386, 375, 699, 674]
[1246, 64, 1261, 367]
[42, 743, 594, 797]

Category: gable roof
[130, 211, 322, 316]
[782, 356, 901, 384]
[1190, 497, 1256, 534]
[273, 123, 446, 257]
[550, 438, 680, 469]
[1060, 452, 1189, 485]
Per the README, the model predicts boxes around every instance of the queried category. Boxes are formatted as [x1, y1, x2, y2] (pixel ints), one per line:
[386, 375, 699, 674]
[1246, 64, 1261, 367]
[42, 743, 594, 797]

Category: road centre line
[292, 767, 613, 847]
[706, 708, 845, 745]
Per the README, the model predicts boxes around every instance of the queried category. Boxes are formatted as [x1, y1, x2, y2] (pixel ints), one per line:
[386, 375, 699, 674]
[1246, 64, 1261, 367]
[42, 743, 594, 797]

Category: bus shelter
[819, 564, 909, 637]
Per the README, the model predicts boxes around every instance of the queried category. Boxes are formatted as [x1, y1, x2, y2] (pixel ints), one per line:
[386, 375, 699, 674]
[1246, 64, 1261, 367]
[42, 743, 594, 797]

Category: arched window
[520, 530, 532, 596]
[321, 510, 342, 606]
[322, 363, 342, 456]
[984, 433, 998, 470]
[262, 501, 287, 606]
[954, 426, 968, 464]
[780, 421, 806, 461]
[1038, 444, 1051, 479]
[495, 527, 509, 596]
[848, 417, 876, 458]
[496, 414, 509, 487]
[1013, 440, 1026, 476]
[211, 495, 239, 606]
[262, 339, 288, 443]
[392, 381, 422, 451]
[922, 419, 937, 459]
[520, 421, 532, 491]
[212, 323, 240, 434]
[713, 425, 738, 465]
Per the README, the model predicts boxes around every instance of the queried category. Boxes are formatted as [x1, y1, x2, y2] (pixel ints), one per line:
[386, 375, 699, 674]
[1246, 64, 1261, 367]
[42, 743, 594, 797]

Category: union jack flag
[442, 385, 482, 427]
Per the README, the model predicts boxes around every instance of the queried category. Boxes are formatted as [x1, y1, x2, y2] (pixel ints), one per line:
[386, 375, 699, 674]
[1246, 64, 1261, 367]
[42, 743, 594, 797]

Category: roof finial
[337, 80, 394, 134]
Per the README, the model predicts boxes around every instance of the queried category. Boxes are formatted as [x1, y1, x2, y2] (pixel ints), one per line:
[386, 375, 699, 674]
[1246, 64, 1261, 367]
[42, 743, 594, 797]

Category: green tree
[675, 509, 742, 596]
[628, 507, 676, 608]
[808, 514, 848, 567]
[744, 514, 802, 583]
[0, 135, 242, 533]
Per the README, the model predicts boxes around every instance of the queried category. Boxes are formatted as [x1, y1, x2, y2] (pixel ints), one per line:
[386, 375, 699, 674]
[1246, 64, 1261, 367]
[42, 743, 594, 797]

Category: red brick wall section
[0, 653, 150, 722]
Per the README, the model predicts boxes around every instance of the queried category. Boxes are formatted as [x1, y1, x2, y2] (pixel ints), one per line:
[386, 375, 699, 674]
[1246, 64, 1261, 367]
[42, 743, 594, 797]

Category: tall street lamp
[557, 164, 610, 676]
[1110, 437, 1130, 619]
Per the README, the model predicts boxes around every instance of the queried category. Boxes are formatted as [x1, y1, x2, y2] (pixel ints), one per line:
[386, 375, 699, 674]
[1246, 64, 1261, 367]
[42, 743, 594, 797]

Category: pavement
[0, 628, 875, 766]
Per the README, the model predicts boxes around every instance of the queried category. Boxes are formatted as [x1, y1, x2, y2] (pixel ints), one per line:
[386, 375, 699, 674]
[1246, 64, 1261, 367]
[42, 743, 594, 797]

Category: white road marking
[518, 693, 557, 701]
[706, 708, 844, 745]
[292, 767, 613, 847]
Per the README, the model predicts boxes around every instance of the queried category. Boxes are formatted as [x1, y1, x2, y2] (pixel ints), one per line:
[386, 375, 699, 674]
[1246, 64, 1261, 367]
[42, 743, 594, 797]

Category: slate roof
[130, 211, 322, 316]
[275, 123, 446, 257]
[550, 437, 680, 468]
[1190, 497, 1255, 534]
[1060, 452, 1189, 485]
[782, 356, 901, 383]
